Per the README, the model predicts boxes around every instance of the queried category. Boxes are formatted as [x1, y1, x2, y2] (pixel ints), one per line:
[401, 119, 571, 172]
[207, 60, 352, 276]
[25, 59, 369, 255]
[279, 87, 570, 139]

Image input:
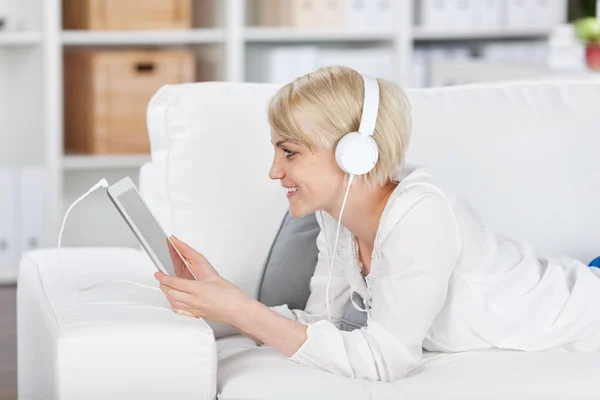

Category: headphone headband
[357, 74, 380, 137]
[334, 72, 380, 176]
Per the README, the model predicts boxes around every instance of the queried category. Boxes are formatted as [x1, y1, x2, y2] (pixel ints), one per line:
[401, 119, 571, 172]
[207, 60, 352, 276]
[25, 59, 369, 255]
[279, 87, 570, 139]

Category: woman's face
[269, 130, 345, 218]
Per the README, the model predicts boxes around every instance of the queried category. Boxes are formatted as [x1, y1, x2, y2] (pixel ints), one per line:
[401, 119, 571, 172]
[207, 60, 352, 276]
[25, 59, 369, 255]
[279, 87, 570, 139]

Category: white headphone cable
[58, 179, 162, 294]
[323, 173, 354, 322]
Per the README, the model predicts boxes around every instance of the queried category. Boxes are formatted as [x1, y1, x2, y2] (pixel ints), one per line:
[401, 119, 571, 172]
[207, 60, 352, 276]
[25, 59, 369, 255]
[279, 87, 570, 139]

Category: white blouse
[272, 164, 600, 382]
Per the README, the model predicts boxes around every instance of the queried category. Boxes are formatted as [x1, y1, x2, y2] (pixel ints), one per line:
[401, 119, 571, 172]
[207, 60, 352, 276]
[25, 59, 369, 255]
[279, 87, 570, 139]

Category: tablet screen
[116, 188, 178, 276]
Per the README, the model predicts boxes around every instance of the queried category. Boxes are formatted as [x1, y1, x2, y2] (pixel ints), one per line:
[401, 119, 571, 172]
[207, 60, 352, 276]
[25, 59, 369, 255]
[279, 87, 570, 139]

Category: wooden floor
[0, 285, 17, 400]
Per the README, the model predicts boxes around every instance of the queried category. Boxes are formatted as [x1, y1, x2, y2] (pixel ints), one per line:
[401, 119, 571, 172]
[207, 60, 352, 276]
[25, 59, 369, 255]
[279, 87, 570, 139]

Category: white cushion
[216, 336, 600, 399]
[146, 82, 285, 298]
[17, 248, 217, 400]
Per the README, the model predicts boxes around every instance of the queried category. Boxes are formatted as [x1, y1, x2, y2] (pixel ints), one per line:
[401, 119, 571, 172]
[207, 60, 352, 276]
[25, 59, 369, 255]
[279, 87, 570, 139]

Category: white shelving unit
[0, 0, 569, 284]
[244, 27, 397, 42]
[61, 28, 226, 46]
[0, 31, 43, 46]
[63, 154, 152, 170]
[413, 27, 553, 41]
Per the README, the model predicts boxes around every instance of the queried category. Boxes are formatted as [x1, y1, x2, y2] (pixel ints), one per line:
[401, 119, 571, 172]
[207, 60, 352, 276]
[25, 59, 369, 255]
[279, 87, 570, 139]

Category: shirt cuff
[288, 320, 355, 377]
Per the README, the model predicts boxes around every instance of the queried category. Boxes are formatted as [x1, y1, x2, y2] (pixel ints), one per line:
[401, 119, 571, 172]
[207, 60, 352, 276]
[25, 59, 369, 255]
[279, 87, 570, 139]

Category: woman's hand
[167, 236, 197, 281]
[154, 236, 251, 325]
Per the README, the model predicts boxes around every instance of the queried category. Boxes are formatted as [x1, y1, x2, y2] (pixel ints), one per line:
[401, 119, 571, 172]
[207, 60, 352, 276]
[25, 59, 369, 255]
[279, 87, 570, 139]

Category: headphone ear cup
[335, 132, 379, 176]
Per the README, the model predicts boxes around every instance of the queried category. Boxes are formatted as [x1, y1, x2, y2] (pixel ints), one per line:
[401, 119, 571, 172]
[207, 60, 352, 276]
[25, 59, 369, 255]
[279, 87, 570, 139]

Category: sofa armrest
[17, 247, 217, 400]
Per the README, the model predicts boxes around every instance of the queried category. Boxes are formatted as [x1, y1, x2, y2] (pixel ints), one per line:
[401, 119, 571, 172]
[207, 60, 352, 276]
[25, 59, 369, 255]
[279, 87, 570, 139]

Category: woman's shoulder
[377, 165, 459, 242]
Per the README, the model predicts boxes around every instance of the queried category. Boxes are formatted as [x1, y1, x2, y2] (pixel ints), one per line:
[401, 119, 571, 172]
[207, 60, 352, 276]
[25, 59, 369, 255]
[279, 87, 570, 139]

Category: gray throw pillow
[258, 210, 368, 331]
[258, 211, 320, 310]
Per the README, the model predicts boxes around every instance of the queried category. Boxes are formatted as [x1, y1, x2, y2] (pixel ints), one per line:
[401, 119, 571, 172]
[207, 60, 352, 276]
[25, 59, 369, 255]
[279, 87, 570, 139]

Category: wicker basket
[64, 50, 196, 154]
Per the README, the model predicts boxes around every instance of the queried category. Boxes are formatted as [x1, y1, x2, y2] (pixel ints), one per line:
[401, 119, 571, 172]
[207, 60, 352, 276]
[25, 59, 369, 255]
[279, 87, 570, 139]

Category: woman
[154, 66, 600, 382]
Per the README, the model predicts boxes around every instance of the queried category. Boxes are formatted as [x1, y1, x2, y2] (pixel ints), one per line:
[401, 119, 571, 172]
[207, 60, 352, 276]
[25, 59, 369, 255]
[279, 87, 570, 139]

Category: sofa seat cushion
[216, 336, 600, 400]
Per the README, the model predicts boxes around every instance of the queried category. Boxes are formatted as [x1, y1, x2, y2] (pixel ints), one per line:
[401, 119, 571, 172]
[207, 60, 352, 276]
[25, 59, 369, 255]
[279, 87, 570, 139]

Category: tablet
[107, 176, 197, 280]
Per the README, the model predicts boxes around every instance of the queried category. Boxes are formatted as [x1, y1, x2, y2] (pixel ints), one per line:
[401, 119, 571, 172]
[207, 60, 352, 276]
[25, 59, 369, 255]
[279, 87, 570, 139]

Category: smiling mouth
[285, 186, 299, 198]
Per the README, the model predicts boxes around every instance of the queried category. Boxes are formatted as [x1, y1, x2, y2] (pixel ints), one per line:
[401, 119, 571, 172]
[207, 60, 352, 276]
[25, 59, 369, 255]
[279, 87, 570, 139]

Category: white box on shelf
[288, 0, 322, 29]
[317, 46, 395, 81]
[504, 0, 551, 31]
[0, 168, 17, 276]
[472, 0, 502, 32]
[345, 0, 370, 32]
[246, 45, 318, 83]
[0, 0, 39, 31]
[416, 0, 451, 31]
[530, 0, 567, 30]
[344, 0, 395, 32]
[18, 166, 44, 256]
[318, 0, 345, 29]
[451, 0, 475, 31]
[256, 0, 345, 29]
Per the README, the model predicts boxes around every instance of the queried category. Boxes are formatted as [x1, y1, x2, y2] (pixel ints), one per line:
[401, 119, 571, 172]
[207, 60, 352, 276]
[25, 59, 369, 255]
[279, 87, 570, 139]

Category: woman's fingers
[159, 283, 195, 303]
[171, 236, 208, 264]
[155, 272, 196, 294]
[170, 300, 197, 317]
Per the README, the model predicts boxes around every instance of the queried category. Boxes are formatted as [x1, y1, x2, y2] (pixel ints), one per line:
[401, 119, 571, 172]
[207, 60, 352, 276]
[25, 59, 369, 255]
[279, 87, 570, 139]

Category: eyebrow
[272, 139, 298, 148]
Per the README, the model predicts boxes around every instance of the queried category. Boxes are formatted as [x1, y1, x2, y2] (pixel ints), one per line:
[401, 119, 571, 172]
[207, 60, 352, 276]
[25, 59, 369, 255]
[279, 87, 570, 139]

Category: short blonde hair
[267, 65, 412, 188]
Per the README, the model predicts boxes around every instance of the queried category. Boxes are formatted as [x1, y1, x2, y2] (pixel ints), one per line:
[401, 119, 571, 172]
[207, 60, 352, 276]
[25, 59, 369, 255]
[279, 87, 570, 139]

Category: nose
[269, 153, 284, 180]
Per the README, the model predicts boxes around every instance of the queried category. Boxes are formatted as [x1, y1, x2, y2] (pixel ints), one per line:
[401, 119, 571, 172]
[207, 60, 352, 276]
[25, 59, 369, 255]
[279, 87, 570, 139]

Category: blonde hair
[267, 65, 412, 188]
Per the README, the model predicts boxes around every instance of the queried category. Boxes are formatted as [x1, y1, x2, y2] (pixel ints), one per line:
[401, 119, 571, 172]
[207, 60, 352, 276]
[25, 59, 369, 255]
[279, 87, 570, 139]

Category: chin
[288, 203, 313, 219]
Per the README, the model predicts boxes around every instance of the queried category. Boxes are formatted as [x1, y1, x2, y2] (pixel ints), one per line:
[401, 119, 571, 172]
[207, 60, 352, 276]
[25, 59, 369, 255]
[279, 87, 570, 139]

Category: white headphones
[334, 74, 380, 176]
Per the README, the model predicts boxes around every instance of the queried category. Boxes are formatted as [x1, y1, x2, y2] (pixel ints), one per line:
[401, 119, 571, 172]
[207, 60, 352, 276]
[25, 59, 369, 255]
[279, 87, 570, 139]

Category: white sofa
[17, 80, 600, 399]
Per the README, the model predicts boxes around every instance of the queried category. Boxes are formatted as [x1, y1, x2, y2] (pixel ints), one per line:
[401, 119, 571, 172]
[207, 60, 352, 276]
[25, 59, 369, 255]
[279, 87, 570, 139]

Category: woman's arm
[232, 300, 308, 356]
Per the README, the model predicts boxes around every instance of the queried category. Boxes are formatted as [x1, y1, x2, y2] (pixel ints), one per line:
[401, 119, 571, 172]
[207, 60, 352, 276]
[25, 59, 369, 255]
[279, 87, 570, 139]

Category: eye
[282, 147, 296, 158]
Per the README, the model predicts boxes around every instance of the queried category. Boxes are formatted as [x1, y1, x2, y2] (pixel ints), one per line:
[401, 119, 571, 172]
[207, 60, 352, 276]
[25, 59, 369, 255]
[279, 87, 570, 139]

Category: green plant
[574, 16, 600, 44]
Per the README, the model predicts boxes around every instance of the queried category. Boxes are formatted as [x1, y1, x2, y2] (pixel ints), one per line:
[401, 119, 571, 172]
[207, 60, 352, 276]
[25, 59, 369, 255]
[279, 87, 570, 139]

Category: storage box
[255, 0, 344, 29]
[415, 0, 452, 30]
[64, 50, 196, 155]
[62, 0, 192, 30]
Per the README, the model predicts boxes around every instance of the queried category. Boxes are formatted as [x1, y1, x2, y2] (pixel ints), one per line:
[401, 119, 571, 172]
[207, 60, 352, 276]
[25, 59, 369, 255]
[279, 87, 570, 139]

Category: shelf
[0, 32, 43, 46]
[0, 267, 17, 286]
[63, 154, 151, 170]
[61, 29, 225, 46]
[244, 28, 396, 42]
[413, 27, 552, 41]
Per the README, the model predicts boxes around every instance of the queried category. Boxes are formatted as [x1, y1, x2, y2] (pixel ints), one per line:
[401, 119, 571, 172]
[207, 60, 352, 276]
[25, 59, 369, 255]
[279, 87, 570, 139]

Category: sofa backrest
[405, 81, 600, 263]
[141, 80, 600, 297]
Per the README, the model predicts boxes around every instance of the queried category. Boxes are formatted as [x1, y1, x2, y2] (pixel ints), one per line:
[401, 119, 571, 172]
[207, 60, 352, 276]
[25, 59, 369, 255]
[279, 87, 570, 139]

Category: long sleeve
[271, 211, 352, 326]
[288, 193, 462, 381]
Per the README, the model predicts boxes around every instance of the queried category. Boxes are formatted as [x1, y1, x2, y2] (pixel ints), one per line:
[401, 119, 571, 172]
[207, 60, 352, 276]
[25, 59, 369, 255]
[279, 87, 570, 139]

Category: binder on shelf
[0, 168, 17, 274]
[18, 166, 44, 257]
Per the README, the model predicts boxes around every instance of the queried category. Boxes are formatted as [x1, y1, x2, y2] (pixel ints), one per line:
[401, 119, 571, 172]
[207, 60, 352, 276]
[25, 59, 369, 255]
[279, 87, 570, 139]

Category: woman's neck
[325, 179, 398, 249]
